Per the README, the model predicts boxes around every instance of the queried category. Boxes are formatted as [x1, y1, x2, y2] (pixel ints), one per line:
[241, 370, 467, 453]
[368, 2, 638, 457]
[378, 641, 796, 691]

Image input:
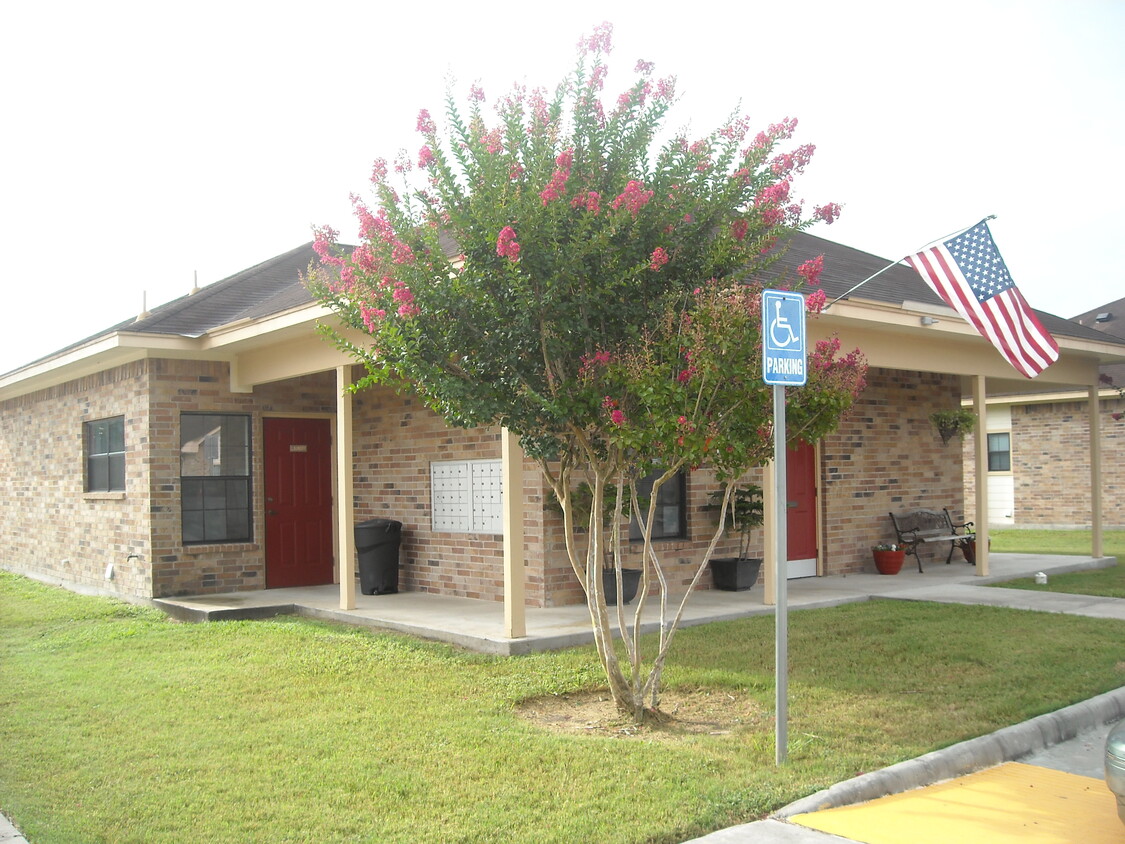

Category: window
[629, 469, 686, 541]
[987, 432, 1011, 472]
[85, 416, 125, 492]
[181, 414, 251, 544]
[430, 459, 503, 533]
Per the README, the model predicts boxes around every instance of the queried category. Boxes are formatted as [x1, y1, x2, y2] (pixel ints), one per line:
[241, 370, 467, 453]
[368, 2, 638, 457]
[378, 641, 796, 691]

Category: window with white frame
[430, 459, 503, 533]
[987, 432, 1011, 472]
[85, 416, 125, 492]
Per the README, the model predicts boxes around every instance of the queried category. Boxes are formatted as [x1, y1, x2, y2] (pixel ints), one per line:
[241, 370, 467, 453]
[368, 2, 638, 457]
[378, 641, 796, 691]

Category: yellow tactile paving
[791, 762, 1122, 844]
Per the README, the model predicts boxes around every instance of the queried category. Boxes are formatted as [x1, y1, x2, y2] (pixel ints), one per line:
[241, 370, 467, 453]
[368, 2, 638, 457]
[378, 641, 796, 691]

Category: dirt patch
[516, 687, 767, 740]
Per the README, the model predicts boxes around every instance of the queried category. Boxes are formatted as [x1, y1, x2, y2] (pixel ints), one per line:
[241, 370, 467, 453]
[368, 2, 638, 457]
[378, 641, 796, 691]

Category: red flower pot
[873, 549, 905, 575]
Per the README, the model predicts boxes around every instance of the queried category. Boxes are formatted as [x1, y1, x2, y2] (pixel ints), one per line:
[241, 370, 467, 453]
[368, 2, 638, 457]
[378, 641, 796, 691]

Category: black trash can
[354, 518, 402, 595]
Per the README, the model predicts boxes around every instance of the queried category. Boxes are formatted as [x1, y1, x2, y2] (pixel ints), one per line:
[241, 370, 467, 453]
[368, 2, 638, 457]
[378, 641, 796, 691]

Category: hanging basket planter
[929, 408, 976, 445]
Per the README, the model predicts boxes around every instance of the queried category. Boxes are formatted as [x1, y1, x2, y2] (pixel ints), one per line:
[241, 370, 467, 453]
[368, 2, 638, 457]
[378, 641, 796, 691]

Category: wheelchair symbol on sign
[769, 300, 800, 349]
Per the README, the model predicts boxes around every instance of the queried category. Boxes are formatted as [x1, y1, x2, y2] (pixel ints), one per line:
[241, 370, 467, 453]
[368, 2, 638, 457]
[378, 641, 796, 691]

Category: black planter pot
[601, 568, 642, 605]
[710, 557, 763, 591]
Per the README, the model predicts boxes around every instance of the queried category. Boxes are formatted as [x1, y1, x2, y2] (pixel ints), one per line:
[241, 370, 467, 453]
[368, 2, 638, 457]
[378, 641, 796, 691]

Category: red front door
[264, 418, 334, 588]
[786, 440, 817, 578]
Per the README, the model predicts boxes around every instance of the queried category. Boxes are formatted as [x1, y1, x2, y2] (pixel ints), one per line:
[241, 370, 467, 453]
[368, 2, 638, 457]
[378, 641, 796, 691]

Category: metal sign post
[762, 290, 806, 765]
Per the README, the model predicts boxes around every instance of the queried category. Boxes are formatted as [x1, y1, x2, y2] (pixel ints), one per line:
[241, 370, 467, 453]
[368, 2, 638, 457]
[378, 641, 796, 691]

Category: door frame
[786, 439, 820, 579]
[262, 412, 338, 586]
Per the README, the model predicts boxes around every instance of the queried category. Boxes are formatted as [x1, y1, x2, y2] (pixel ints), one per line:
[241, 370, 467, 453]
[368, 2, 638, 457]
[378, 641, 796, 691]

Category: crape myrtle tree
[308, 23, 867, 722]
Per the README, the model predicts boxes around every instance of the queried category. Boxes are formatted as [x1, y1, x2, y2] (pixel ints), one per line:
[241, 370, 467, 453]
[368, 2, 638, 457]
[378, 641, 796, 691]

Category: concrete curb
[778, 684, 1125, 818]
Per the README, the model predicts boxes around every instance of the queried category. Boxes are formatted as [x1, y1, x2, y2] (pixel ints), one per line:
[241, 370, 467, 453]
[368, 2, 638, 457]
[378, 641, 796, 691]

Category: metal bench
[888, 508, 976, 573]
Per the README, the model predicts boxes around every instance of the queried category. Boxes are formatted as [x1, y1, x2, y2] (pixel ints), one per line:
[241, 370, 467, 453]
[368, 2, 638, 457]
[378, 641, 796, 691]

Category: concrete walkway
[154, 553, 1125, 654]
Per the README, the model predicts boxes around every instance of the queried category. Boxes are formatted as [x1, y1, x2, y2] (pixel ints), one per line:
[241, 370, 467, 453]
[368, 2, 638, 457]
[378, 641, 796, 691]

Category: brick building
[963, 296, 1125, 529]
[2, 236, 1121, 616]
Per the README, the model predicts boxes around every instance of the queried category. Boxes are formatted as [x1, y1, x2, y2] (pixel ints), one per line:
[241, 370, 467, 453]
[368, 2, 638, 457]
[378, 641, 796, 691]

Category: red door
[264, 418, 334, 588]
[786, 440, 817, 578]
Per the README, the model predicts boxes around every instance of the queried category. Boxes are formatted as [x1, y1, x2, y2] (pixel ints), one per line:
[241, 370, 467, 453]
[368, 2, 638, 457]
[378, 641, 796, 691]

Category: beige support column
[502, 427, 526, 638]
[762, 459, 777, 606]
[1089, 385, 1104, 559]
[337, 366, 356, 610]
[972, 375, 989, 576]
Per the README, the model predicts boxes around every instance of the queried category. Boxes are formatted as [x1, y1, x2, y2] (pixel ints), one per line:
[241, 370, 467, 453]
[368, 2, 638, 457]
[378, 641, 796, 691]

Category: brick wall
[2, 355, 975, 605]
[0, 361, 153, 598]
[538, 465, 746, 607]
[965, 396, 1124, 528]
[146, 359, 339, 597]
[819, 367, 966, 574]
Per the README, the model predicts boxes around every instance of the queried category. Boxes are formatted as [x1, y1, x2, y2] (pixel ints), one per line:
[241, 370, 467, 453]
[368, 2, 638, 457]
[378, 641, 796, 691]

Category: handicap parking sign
[762, 290, 806, 386]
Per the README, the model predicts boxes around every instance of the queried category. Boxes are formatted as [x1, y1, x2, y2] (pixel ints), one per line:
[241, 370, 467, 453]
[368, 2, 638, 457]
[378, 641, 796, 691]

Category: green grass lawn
[989, 529, 1125, 598]
[3, 570, 1124, 843]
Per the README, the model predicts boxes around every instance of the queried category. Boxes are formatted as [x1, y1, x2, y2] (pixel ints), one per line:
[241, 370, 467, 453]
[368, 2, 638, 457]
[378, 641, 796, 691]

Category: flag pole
[821, 259, 905, 310]
[821, 216, 995, 311]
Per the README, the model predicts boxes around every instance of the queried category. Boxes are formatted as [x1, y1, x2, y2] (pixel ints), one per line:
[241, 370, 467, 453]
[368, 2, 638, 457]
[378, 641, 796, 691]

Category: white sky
[2, 0, 1122, 374]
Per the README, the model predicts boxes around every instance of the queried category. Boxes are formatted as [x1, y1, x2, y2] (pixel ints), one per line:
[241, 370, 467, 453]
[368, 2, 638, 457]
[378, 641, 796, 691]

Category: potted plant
[872, 543, 905, 575]
[930, 408, 976, 444]
[705, 484, 765, 590]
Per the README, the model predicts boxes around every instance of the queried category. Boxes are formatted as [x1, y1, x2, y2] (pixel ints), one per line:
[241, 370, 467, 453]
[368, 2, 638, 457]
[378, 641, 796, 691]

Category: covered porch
[216, 280, 1123, 638]
[154, 552, 1119, 655]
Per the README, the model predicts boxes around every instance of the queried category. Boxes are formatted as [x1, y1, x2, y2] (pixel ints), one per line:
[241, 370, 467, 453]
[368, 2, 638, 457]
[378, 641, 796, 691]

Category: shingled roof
[765, 231, 1117, 346]
[19, 232, 1124, 377]
[121, 242, 319, 336]
[1071, 295, 1125, 387]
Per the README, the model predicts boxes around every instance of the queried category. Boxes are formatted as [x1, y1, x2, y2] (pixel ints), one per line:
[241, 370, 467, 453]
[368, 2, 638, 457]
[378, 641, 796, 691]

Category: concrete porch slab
[153, 553, 1119, 655]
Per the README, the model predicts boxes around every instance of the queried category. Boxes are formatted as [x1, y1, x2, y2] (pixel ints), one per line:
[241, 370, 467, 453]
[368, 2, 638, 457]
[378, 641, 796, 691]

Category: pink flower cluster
[496, 226, 520, 262]
[771, 144, 815, 177]
[312, 225, 340, 265]
[805, 288, 828, 313]
[540, 148, 574, 205]
[481, 128, 503, 155]
[654, 76, 675, 101]
[797, 255, 824, 286]
[730, 218, 749, 242]
[360, 304, 387, 332]
[754, 181, 790, 207]
[570, 190, 600, 214]
[602, 395, 626, 425]
[649, 247, 669, 271]
[579, 349, 612, 378]
[416, 109, 436, 135]
[719, 115, 750, 142]
[579, 22, 613, 55]
[747, 117, 798, 153]
[370, 158, 388, 185]
[352, 243, 377, 272]
[350, 195, 417, 269]
[611, 180, 653, 217]
[588, 64, 608, 92]
[814, 202, 842, 224]
[417, 146, 434, 169]
[469, 83, 485, 103]
[392, 281, 420, 317]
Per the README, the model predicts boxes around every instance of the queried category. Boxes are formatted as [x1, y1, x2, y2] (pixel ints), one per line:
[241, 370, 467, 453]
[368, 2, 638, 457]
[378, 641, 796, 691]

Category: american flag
[906, 221, 1058, 378]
